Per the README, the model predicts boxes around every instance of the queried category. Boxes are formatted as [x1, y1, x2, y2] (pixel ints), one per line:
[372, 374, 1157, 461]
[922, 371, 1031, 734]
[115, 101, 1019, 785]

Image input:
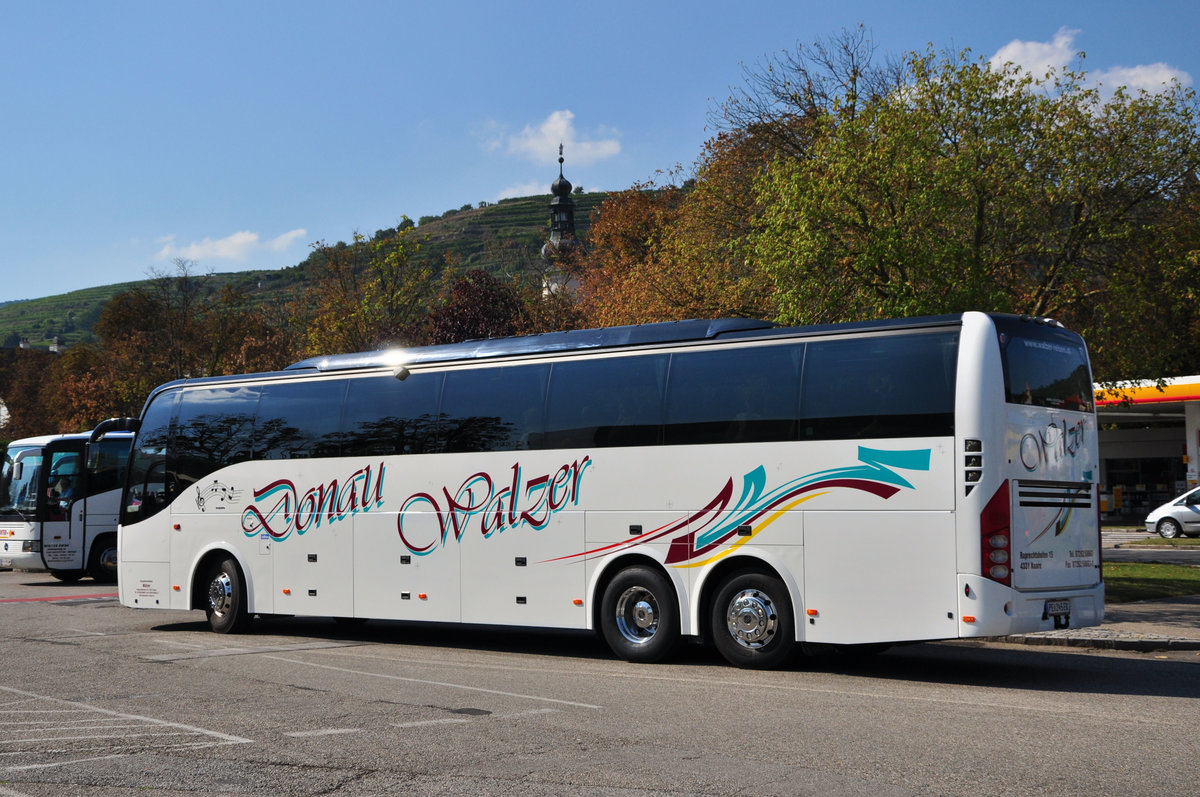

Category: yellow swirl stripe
[674, 491, 829, 569]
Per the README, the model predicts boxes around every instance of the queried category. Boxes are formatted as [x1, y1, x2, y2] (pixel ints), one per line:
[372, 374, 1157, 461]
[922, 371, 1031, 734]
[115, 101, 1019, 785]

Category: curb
[999, 633, 1200, 652]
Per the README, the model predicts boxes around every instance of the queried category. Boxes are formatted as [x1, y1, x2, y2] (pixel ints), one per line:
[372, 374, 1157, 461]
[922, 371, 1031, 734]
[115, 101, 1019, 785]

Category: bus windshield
[1, 446, 42, 518]
[996, 319, 1093, 412]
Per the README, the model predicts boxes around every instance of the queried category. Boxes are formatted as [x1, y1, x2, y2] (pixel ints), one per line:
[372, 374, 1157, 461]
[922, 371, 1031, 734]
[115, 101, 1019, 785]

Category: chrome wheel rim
[614, 586, 659, 645]
[725, 589, 777, 649]
[209, 571, 234, 617]
[98, 547, 118, 575]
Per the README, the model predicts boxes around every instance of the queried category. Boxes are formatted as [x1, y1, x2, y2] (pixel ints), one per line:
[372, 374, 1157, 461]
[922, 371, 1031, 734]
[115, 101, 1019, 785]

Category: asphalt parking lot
[2, 567, 1200, 796]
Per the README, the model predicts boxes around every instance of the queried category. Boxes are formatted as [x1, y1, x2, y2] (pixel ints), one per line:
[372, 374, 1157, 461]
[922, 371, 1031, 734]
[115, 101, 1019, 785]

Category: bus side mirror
[12, 462, 22, 481]
[87, 416, 141, 470]
[89, 417, 140, 444]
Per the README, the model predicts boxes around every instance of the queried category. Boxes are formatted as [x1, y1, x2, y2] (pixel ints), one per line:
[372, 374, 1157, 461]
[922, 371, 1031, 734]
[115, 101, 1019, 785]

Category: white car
[1144, 486, 1200, 538]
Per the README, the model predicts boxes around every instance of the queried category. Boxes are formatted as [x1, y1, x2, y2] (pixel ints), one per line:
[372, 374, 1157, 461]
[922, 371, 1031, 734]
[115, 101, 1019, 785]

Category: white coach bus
[1, 430, 132, 582]
[110, 312, 1102, 668]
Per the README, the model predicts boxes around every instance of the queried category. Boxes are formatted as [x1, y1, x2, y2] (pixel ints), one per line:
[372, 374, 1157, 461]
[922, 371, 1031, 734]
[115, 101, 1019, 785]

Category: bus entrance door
[38, 442, 87, 576]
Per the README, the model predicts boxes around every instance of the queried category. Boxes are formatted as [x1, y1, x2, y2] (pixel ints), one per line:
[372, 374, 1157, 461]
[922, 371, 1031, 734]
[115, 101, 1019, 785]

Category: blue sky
[2, 1, 1196, 303]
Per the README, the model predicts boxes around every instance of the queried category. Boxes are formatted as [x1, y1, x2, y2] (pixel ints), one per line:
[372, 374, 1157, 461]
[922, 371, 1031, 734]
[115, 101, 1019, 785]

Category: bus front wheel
[205, 557, 249, 634]
[87, 536, 118, 583]
[711, 570, 795, 669]
[50, 569, 84, 583]
[599, 566, 680, 663]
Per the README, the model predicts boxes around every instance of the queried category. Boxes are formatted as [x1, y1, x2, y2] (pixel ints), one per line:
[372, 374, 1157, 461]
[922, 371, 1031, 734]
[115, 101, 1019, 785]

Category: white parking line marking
[493, 708, 559, 720]
[6, 753, 129, 772]
[284, 728, 361, 737]
[264, 655, 602, 709]
[392, 718, 472, 729]
[0, 686, 252, 752]
[144, 640, 362, 661]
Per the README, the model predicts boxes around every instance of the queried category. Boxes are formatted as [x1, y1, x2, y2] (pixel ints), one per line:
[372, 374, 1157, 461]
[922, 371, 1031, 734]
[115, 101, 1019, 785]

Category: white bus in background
[109, 312, 1103, 668]
[0, 430, 133, 582]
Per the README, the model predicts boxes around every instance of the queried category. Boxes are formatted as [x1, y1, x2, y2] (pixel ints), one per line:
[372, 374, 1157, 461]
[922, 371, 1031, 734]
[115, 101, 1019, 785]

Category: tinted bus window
[541, 355, 668, 449]
[800, 332, 958, 439]
[43, 449, 81, 521]
[342, 372, 444, 456]
[995, 320, 1093, 411]
[124, 391, 177, 523]
[440, 364, 549, 453]
[255, 379, 347, 460]
[2, 446, 42, 518]
[174, 386, 259, 492]
[665, 344, 803, 445]
[88, 438, 131, 496]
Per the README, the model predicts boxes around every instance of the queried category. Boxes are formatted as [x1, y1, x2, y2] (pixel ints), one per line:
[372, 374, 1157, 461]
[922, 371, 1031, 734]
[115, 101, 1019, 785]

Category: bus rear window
[997, 321, 1093, 412]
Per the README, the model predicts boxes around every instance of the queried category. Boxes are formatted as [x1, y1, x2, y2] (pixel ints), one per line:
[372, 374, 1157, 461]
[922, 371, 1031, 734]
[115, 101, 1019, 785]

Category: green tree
[297, 221, 434, 356]
[747, 48, 1200, 380]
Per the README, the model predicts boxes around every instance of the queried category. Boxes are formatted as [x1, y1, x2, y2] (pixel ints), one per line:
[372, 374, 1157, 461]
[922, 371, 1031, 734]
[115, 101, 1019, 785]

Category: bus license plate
[1044, 599, 1070, 617]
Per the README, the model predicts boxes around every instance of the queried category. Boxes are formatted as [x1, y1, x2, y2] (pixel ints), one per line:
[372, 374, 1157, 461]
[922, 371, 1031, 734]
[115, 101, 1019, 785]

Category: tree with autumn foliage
[295, 222, 434, 356]
[575, 32, 901, 327]
[11, 261, 301, 436]
[423, 269, 524, 345]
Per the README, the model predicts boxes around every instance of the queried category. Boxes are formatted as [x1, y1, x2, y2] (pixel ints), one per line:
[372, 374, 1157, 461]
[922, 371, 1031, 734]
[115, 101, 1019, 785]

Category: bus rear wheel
[600, 566, 680, 663]
[711, 570, 795, 669]
[205, 557, 249, 634]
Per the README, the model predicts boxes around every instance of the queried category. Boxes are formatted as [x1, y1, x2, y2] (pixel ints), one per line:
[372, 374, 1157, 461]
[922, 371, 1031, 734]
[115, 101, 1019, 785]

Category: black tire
[205, 557, 250, 634]
[1158, 518, 1182, 539]
[599, 565, 680, 663]
[49, 569, 85, 583]
[87, 536, 118, 584]
[710, 570, 795, 669]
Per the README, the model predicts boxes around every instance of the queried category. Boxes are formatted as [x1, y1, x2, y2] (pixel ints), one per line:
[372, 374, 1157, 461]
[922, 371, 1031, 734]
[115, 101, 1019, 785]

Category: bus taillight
[981, 480, 1012, 586]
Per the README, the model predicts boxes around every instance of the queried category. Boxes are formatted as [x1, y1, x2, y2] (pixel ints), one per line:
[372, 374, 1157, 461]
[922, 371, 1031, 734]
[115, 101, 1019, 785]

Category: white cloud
[990, 26, 1079, 76]
[157, 228, 307, 262]
[495, 180, 551, 202]
[502, 110, 621, 166]
[1093, 63, 1193, 92]
[267, 228, 308, 251]
[990, 27, 1192, 94]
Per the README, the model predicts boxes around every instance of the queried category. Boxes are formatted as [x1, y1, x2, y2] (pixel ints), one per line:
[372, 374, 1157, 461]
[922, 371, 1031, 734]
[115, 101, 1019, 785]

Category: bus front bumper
[0, 540, 44, 571]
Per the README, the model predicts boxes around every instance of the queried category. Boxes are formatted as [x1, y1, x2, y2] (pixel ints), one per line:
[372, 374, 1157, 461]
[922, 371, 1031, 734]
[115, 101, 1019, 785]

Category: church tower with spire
[542, 143, 577, 260]
[541, 143, 579, 294]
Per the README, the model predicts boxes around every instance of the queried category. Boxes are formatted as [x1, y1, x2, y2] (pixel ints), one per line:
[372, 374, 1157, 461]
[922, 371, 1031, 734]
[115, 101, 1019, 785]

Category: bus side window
[440, 364, 549, 453]
[342, 372, 444, 456]
[665, 344, 803, 445]
[173, 386, 258, 492]
[255, 379, 348, 460]
[124, 391, 177, 524]
[800, 332, 957, 440]
[541, 355, 667, 449]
